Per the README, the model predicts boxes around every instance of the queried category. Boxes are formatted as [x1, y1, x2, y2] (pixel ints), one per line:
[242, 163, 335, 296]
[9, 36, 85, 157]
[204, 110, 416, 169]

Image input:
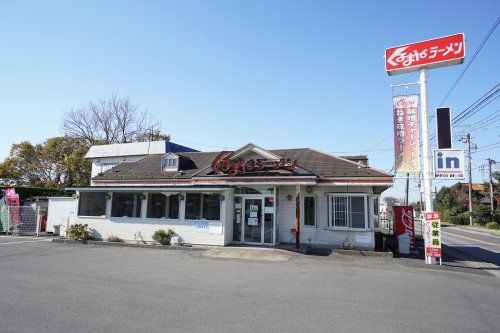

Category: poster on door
[248, 217, 259, 226]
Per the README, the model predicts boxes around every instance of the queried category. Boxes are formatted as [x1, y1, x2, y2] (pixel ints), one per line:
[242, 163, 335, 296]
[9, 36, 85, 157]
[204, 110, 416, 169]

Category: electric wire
[439, 15, 500, 106]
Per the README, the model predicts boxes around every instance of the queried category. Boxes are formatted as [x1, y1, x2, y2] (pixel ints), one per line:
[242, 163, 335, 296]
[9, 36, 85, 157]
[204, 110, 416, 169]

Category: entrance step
[202, 247, 296, 262]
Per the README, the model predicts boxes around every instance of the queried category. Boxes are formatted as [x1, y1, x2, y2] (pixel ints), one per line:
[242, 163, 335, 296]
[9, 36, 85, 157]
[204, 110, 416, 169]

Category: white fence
[0, 206, 40, 235]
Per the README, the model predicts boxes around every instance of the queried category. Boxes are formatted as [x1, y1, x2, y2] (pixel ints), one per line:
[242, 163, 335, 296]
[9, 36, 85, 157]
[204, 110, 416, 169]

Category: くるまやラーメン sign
[385, 33, 465, 76]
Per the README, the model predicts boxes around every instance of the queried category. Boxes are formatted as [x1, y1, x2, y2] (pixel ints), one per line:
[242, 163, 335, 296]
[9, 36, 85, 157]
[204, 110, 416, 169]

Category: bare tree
[61, 96, 166, 144]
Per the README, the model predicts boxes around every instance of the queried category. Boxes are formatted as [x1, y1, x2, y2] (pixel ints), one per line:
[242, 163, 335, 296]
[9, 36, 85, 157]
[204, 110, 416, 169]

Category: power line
[425, 83, 500, 145]
[439, 15, 500, 106]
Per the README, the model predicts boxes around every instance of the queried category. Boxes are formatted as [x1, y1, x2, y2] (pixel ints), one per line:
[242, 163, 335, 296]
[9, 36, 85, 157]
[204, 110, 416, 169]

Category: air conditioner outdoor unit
[170, 236, 181, 246]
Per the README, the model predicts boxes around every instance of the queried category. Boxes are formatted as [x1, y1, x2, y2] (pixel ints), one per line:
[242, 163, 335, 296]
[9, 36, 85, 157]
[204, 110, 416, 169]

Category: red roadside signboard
[385, 33, 465, 75]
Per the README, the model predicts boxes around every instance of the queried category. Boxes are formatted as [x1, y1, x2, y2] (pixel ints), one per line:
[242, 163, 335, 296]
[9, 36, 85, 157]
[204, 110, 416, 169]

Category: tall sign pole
[419, 69, 433, 212]
[386, 33, 465, 265]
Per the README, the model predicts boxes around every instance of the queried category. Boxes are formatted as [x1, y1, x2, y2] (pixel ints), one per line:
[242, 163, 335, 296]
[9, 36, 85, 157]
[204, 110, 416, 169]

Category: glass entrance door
[240, 196, 274, 245]
[243, 198, 262, 243]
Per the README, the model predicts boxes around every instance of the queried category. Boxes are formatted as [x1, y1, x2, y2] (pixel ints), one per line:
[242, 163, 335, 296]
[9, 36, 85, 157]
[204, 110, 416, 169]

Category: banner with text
[393, 95, 420, 173]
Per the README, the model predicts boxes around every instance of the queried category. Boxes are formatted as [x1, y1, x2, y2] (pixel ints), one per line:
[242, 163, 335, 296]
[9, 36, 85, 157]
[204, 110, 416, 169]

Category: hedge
[0, 186, 74, 202]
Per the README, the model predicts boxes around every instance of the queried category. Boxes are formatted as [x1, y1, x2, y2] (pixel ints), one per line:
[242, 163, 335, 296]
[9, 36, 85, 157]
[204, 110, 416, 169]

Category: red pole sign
[385, 33, 465, 75]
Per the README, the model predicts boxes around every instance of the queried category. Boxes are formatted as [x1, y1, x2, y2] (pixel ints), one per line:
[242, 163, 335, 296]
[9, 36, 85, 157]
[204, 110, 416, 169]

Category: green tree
[0, 137, 91, 188]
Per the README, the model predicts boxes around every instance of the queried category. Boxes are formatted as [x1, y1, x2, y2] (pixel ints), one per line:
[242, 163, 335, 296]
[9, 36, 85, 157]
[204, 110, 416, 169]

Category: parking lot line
[0, 239, 52, 245]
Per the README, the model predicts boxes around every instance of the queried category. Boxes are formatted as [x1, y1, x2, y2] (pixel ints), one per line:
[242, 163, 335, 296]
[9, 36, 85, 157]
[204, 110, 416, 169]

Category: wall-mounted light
[138, 193, 146, 201]
[306, 186, 314, 194]
[220, 194, 225, 202]
[179, 194, 185, 201]
[286, 194, 293, 201]
[105, 194, 112, 200]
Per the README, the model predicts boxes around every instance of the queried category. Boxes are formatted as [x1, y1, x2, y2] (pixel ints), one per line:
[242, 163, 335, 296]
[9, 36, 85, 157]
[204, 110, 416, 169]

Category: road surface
[441, 226, 500, 275]
[0, 236, 498, 332]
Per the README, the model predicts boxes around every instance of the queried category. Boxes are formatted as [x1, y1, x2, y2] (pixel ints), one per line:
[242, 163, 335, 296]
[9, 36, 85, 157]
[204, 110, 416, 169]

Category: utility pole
[420, 69, 433, 212]
[487, 158, 496, 220]
[460, 132, 474, 226]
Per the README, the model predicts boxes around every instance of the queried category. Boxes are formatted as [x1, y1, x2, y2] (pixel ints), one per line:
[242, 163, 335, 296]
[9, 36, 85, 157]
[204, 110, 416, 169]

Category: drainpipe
[295, 185, 301, 249]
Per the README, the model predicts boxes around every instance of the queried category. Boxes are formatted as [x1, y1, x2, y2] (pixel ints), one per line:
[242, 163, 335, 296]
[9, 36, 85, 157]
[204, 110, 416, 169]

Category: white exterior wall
[73, 189, 233, 246]
[47, 197, 77, 235]
[91, 156, 145, 177]
[277, 185, 375, 250]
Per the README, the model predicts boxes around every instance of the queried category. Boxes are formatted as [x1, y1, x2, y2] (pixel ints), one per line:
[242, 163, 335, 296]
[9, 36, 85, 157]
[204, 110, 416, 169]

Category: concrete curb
[332, 249, 394, 258]
[450, 225, 500, 237]
[51, 238, 206, 251]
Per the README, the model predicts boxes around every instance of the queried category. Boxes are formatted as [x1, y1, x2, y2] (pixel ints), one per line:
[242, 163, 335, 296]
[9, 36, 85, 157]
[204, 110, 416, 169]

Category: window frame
[302, 195, 317, 227]
[146, 193, 180, 220]
[110, 192, 143, 219]
[327, 193, 370, 230]
[162, 154, 179, 172]
[77, 192, 107, 218]
[184, 192, 221, 221]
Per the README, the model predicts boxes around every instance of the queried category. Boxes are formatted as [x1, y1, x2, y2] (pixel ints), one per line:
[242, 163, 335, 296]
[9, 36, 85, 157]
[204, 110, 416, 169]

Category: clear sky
[0, 0, 499, 201]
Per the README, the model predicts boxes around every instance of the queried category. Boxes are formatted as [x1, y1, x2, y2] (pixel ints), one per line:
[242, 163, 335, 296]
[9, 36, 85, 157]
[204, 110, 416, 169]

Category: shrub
[66, 224, 92, 241]
[472, 205, 492, 226]
[106, 235, 124, 242]
[485, 222, 498, 230]
[340, 238, 354, 250]
[152, 229, 175, 245]
[450, 212, 470, 225]
[134, 231, 146, 244]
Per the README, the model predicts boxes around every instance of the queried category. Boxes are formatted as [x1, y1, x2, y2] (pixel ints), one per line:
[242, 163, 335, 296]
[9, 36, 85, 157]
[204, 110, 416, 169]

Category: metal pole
[419, 68, 433, 212]
[467, 132, 473, 226]
[487, 158, 496, 219]
[405, 173, 410, 205]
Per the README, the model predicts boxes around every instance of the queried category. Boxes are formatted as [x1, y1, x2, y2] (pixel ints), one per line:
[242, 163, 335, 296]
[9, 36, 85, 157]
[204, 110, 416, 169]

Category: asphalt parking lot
[0, 236, 499, 333]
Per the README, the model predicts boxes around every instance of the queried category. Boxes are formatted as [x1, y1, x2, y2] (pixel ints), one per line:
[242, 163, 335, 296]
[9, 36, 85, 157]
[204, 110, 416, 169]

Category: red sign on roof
[385, 33, 465, 76]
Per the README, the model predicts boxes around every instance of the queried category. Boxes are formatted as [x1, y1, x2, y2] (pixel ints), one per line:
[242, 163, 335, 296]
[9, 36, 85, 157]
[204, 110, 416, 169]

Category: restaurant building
[67, 141, 392, 249]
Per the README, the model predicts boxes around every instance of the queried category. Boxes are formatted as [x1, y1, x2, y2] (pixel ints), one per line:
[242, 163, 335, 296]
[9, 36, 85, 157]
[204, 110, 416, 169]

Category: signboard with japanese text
[211, 151, 297, 176]
[424, 212, 441, 258]
[433, 149, 465, 179]
[208, 221, 223, 235]
[393, 206, 416, 249]
[195, 220, 209, 233]
[393, 95, 420, 173]
[386, 33, 465, 75]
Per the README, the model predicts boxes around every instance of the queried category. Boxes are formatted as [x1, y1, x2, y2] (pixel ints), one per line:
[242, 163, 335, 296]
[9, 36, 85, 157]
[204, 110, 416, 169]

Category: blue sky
[0, 0, 499, 201]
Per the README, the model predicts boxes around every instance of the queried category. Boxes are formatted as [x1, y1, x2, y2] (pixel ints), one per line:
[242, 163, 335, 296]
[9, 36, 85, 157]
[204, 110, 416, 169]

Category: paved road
[0, 236, 499, 333]
[442, 226, 500, 271]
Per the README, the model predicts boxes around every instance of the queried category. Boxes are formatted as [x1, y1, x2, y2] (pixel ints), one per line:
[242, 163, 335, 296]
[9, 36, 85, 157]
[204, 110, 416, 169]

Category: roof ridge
[305, 148, 393, 177]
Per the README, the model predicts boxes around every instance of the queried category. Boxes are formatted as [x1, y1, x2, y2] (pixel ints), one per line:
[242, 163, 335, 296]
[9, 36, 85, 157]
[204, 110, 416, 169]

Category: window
[162, 154, 179, 172]
[147, 193, 180, 219]
[100, 163, 118, 173]
[304, 196, 316, 226]
[111, 193, 142, 218]
[78, 192, 106, 217]
[329, 195, 368, 229]
[185, 193, 221, 220]
[147, 193, 166, 218]
[203, 194, 221, 220]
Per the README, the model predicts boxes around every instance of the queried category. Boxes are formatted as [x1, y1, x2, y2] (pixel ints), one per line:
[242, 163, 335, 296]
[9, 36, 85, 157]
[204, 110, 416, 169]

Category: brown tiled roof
[92, 148, 391, 181]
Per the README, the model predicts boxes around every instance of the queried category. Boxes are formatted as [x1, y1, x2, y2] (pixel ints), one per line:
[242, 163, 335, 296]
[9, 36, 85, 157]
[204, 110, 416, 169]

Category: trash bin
[53, 225, 61, 236]
[375, 231, 384, 251]
[397, 233, 410, 254]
